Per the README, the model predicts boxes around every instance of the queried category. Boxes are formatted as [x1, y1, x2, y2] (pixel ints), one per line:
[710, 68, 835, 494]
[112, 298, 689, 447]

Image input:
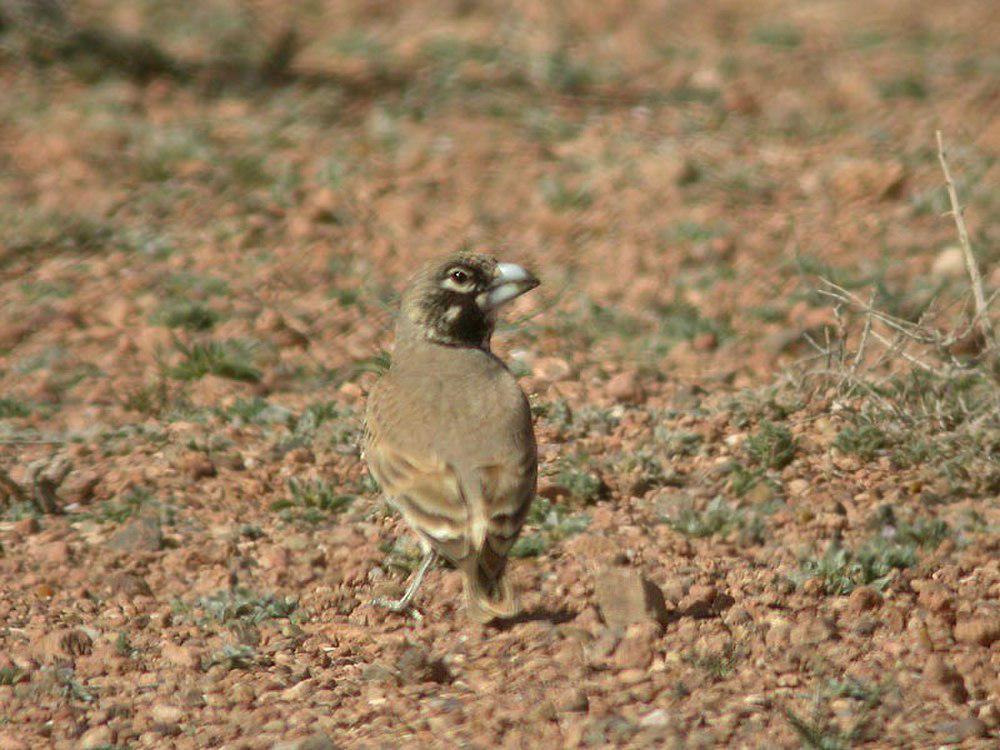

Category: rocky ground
[0, 0, 997, 748]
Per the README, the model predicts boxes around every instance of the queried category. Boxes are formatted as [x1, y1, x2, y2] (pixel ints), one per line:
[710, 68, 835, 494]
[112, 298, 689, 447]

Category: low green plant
[746, 421, 797, 469]
[169, 339, 261, 383]
[509, 498, 590, 558]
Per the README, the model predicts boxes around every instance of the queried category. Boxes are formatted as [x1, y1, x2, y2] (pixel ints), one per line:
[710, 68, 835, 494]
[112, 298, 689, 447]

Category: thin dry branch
[936, 131, 995, 346]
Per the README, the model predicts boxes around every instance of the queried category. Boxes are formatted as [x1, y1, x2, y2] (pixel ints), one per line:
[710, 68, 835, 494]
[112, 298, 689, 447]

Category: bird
[362, 252, 540, 622]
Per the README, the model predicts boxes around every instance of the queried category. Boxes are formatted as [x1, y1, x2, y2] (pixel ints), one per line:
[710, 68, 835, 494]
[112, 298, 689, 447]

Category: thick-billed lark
[363, 252, 539, 622]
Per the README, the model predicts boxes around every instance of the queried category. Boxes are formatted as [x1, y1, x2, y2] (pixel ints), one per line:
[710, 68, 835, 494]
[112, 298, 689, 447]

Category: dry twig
[935, 131, 995, 346]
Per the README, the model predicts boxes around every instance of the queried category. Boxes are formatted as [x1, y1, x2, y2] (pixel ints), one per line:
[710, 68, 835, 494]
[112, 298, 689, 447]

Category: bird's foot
[370, 596, 424, 621]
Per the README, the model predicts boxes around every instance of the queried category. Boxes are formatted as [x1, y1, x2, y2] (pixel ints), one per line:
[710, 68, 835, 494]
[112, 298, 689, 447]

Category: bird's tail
[462, 559, 518, 623]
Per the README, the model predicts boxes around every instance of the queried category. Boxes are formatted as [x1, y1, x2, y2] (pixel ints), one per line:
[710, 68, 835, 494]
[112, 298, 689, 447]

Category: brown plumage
[363, 253, 539, 622]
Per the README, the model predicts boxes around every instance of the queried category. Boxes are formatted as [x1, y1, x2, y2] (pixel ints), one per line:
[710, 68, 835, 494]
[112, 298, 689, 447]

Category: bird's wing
[476, 447, 537, 555]
[364, 440, 471, 561]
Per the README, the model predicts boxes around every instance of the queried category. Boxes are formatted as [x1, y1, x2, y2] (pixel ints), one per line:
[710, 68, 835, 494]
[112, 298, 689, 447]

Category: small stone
[853, 617, 879, 636]
[691, 332, 717, 352]
[0, 734, 29, 750]
[584, 629, 620, 665]
[765, 618, 792, 649]
[392, 647, 449, 685]
[679, 584, 716, 618]
[0, 323, 31, 349]
[109, 571, 153, 598]
[186, 456, 217, 480]
[931, 246, 967, 279]
[607, 371, 646, 404]
[281, 678, 315, 701]
[848, 586, 882, 613]
[37, 541, 70, 565]
[679, 584, 733, 619]
[107, 516, 162, 553]
[37, 628, 93, 660]
[63, 471, 100, 505]
[150, 704, 184, 724]
[161, 642, 201, 670]
[923, 654, 968, 703]
[935, 718, 987, 741]
[786, 479, 809, 496]
[613, 626, 657, 670]
[13, 517, 40, 536]
[594, 568, 670, 630]
[231, 684, 255, 703]
[915, 581, 953, 613]
[829, 158, 905, 202]
[977, 702, 1000, 729]
[639, 709, 671, 728]
[533, 357, 571, 383]
[78, 725, 114, 749]
[555, 688, 588, 713]
[790, 616, 837, 646]
[743, 482, 774, 504]
[953, 615, 1000, 647]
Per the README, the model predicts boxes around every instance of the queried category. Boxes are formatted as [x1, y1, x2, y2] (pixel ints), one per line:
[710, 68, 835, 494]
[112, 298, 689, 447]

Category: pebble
[109, 571, 154, 598]
[78, 725, 114, 749]
[848, 586, 882, 613]
[150, 704, 184, 725]
[161, 642, 201, 670]
[107, 516, 163, 553]
[931, 246, 968, 279]
[639, 709, 671, 728]
[914, 581, 954, 613]
[607, 371, 646, 404]
[556, 688, 588, 713]
[935, 717, 987, 740]
[953, 615, 1000, 647]
[923, 655, 968, 704]
[594, 568, 670, 629]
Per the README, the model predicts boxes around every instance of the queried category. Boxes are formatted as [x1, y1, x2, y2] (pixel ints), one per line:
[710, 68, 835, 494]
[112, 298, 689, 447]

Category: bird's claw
[370, 597, 424, 621]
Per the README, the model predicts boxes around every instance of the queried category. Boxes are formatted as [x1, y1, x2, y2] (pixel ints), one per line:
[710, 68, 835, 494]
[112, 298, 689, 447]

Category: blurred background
[0, 2, 997, 747]
[0, 0, 996, 390]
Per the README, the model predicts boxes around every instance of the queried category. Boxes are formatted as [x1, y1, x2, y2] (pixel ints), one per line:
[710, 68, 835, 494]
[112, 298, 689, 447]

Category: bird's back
[364, 342, 537, 619]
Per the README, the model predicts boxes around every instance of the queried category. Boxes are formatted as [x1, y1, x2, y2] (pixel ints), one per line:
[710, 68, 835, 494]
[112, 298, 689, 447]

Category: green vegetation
[752, 23, 803, 48]
[834, 424, 889, 460]
[271, 478, 355, 524]
[509, 498, 590, 558]
[205, 644, 257, 671]
[665, 496, 768, 545]
[196, 587, 298, 626]
[798, 514, 951, 594]
[151, 299, 220, 331]
[746, 421, 797, 469]
[554, 457, 607, 504]
[88, 486, 156, 524]
[0, 398, 31, 418]
[169, 339, 262, 383]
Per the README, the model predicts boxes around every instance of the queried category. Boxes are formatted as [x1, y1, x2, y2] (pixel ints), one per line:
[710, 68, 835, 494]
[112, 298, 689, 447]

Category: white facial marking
[441, 266, 477, 293]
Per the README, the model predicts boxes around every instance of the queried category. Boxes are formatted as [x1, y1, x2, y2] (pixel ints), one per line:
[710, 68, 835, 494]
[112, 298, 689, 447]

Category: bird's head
[399, 252, 540, 348]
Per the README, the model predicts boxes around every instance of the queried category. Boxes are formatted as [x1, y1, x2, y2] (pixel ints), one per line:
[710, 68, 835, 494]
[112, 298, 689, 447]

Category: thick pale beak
[482, 262, 540, 310]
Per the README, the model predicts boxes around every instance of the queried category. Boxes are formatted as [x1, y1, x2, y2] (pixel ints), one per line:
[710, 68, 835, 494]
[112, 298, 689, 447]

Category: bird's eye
[449, 269, 470, 284]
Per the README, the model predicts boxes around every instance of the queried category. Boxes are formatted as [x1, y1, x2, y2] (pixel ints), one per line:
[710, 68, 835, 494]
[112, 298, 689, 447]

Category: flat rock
[953, 615, 1000, 647]
[107, 516, 162, 553]
[78, 725, 114, 749]
[935, 718, 987, 740]
[594, 568, 670, 630]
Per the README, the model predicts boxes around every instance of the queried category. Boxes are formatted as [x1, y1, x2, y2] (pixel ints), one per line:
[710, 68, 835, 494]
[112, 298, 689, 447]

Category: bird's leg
[372, 549, 437, 618]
